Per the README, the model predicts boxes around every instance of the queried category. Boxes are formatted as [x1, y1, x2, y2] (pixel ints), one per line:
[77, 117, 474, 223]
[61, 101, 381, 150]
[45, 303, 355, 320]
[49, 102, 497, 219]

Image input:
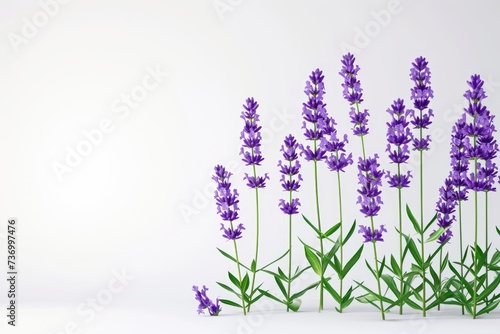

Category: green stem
[371, 216, 385, 320]
[485, 191, 489, 289]
[314, 158, 324, 312]
[438, 249, 442, 311]
[419, 123, 427, 317]
[231, 222, 247, 315]
[337, 167, 344, 312]
[473, 135, 478, 319]
[398, 182, 404, 315]
[458, 199, 464, 315]
[286, 169, 293, 312]
[248, 164, 260, 313]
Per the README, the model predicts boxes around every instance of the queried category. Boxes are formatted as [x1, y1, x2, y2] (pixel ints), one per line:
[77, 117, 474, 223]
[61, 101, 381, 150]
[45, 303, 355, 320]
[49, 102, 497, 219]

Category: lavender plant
[240, 97, 269, 312]
[259, 135, 319, 311]
[339, 53, 388, 319]
[213, 165, 249, 314]
[319, 116, 363, 313]
[445, 75, 500, 318]
[298, 68, 339, 312]
[384, 98, 413, 314]
[404, 56, 438, 317]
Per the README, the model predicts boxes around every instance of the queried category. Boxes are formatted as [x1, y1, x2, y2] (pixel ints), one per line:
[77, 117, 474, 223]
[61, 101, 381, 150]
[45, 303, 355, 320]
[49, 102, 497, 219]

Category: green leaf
[259, 250, 289, 272]
[274, 275, 287, 298]
[322, 222, 341, 239]
[490, 250, 500, 266]
[343, 220, 357, 245]
[217, 248, 250, 271]
[477, 274, 500, 301]
[251, 260, 257, 273]
[219, 299, 242, 308]
[289, 281, 320, 300]
[302, 214, 321, 236]
[323, 279, 341, 303]
[406, 204, 421, 235]
[381, 274, 399, 297]
[423, 213, 438, 233]
[228, 272, 240, 288]
[448, 261, 473, 296]
[304, 244, 322, 276]
[407, 238, 423, 266]
[477, 300, 500, 316]
[341, 245, 364, 279]
[390, 255, 402, 278]
[440, 252, 449, 273]
[291, 266, 311, 281]
[217, 282, 239, 296]
[426, 227, 447, 243]
[277, 267, 288, 281]
[241, 273, 250, 292]
[496, 226, 500, 236]
[258, 289, 285, 304]
[288, 299, 302, 312]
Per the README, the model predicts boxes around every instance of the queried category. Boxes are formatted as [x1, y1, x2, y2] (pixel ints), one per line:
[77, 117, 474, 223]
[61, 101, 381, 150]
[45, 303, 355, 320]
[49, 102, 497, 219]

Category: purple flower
[339, 53, 370, 136]
[319, 116, 353, 172]
[300, 69, 328, 161]
[340, 53, 363, 104]
[213, 165, 243, 239]
[358, 225, 387, 243]
[357, 155, 384, 217]
[239, 97, 269, 188]
[449, 114, 469, 201]
[278, 135, 302, 215]
[193, 285, 221, 316]
[220, 223, 245, 240]
[462, 75, 499, 193]
[435, 178, 457, 240]
[408, 56, 434, 151]
[436, 229, 453, 244]
[385, 99, 413, 188]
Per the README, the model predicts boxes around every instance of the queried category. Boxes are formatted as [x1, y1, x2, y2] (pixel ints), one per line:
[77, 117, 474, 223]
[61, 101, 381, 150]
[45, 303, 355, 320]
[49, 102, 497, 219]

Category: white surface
[1, 0, 500, 333]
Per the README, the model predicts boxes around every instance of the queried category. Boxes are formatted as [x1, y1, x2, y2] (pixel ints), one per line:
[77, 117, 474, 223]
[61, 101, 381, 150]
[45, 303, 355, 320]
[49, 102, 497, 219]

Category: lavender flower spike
[320, 116, 353, 172]
[386, 98, 413, 188]
[240, 97, 269, 188]
[299, 68, 328, 161]
[434, 177, 457, 243]
[408, 56, 434, 151]
[356, 155, 384, 217]
[193, 285, 221, 316]
[278, 135, 302, 215]
[213, 165, 243, 240]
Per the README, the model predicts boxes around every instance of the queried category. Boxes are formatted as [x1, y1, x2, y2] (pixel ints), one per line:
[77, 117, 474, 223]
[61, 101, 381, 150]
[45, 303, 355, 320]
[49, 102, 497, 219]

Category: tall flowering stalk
[407, 56, 434, 317]
[278, 135, 302, 311]
[356, 155, 386, 320]
[240, 97, 269, 312]
[299, 69, 328, 311]
[213, 165, 247, 314]
[462, 75, 499, 318]
[448, 114, 469, 314]
[385, 98, 413, 314]
[319, 116, 357, 312]
[340, 53, 385, 319]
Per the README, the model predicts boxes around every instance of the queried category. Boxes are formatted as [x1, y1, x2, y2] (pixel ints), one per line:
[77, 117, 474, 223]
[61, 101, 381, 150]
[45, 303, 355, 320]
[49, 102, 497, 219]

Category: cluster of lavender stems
[198, 54, 500, 320]
[461, 74, 499, 318]
[340, 53, 386, 320]
[240, 97, 268, 311]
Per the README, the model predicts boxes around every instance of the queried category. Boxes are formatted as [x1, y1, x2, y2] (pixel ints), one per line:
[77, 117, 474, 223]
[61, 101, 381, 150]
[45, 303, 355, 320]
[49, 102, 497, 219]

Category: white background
[1, 0, 500, 333]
